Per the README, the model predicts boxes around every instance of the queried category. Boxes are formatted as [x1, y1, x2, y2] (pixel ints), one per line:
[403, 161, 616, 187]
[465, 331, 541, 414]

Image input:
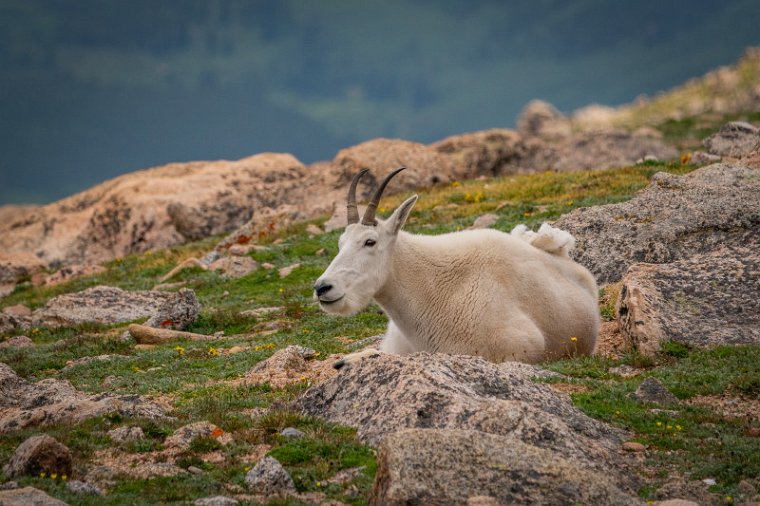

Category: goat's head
[314, 168, 417, 316]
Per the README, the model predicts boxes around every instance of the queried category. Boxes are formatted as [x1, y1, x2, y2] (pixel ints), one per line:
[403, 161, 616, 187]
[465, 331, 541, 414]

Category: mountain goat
[314, 168, 599, 367]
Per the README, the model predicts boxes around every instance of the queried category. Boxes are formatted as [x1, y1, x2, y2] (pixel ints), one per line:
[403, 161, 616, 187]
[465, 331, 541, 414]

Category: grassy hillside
[1, 161, 758, 504]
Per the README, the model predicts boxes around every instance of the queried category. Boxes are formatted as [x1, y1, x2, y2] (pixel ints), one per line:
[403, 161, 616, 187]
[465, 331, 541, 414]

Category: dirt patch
[686, 394, 760, 424]
[596, 320, 630, 359]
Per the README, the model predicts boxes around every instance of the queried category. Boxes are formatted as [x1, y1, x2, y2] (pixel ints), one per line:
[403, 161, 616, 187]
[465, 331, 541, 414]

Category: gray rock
[293, 353, 630, 478]
[208, 256, 259, 279]
[194, 497, 239, 506]
[618, 246, 760, 353]
[3, 435, 72, 478]
[31, 285, 175, 327]
[704, 121, 760, 157]
[107, 426, 145, 444]
[142, 288, 201, 330]
[164, 421, 228, 450]
[0, 313, 30, 335]
[631, 378, 679, 406]
[2, 305, 31, 317]
[468, 213, 499, 230]
[0, 486, 69, 506]
[517, 100, 569, 139]
[371, 429, 640, 506]
[280, 427, 305, 438]
[244, 456, 296, 496]
[0, 336, 33, 349]
[0, 482, 18, 490]
[187, 466, 204, 475]
[66, 480, 104, 496]
[690, 151, 721, 165]
[554, 164, 760, 285]
[0, 362, 169, 434]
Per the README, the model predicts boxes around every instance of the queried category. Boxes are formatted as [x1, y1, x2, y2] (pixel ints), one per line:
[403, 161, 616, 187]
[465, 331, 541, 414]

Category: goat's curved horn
[347, 169, 369, 225]
[361, 167, 406, 226]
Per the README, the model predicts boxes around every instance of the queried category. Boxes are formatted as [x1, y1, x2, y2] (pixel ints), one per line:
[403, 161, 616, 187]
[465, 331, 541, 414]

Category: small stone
[0, 481, 18, 490]
[278, 263, 301, 278]
[315, 248, 327, 256]
[187, 466, 204, 475]
[262, 262, 275, 270]
[194, 496, 239, 506]
[635, 155, 659, 164]
[214, 331, 225, 338]
[107, 426, 145, 444]
[240, 306, 283, 318]
[469, 213, 499, 230]
[208, 256, 259, 279]
[165, 421, 229, 450]
[0, 336, 33, 349]
[0, 486, 68, 506]
[738, 480, 756, 494]
[622, 441, 646, 452]
[0, 283, 15, 298]
[244, 456, 296, 496]
[199, 250, 222, 267]
[227, 244, 255, 256]
[4, 435, 72, 478]
[654, 500, 700, 506]
[690, 151, 721, 165]
[2, 304, 31, 317]
[306, 224, 323, 235]
[280, 427, 305, 438]
[630, 377, 679, 406]
[67, 480, 104, 496]
[702, 478, 717, 486]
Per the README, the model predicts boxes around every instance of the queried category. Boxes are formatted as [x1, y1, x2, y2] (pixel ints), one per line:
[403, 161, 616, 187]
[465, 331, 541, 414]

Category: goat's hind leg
[333, 321, 411, 369]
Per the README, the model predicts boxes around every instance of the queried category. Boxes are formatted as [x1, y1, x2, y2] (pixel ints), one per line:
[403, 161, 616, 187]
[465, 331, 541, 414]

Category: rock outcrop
[371, 429, 640, 506]
[294, 354, 631, 478]
[555, 164, 760, 285]
[0, 486, 68, 506]
[0, 362, 169, 434]
[703, 121, 760, 158]
[4, 435, 72, 478]
[617, 247, 760, 354]
[29, 285, 198, 329]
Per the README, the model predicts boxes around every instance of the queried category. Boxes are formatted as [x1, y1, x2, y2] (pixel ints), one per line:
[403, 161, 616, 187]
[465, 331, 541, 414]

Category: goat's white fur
[315, 195, 599, 366]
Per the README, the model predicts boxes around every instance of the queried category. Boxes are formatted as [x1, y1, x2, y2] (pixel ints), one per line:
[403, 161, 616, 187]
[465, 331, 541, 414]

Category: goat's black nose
[314, 281, 333, 297]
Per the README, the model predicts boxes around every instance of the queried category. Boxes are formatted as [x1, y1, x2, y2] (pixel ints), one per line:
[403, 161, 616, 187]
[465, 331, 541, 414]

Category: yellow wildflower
[40, 472, 46, 478]
[680, 153, 692, 165]
[51, 473, 57, 480]
[666, 425, 672, 430]
[656, 421, 662, 427]
[175, 346, 186, 356]
[523, 212, 532, 218]
[451, 181, 461, 187]
[676, 425, 682, 431]
[61, 475, 68, 481]
[208, 347, 220, 356]
[570, 336, 578, 342]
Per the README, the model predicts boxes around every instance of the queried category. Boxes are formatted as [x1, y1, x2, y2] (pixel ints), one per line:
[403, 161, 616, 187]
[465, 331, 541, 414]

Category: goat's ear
[387, 195, 418, 235]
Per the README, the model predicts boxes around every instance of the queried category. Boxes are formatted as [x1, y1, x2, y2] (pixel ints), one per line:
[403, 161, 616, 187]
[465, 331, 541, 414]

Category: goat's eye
[364, 239, 376, 247]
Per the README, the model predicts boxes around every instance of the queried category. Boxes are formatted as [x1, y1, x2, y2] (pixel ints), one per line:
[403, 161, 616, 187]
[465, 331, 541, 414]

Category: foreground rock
[0, 362, 169, 434]
[555, 164, 760, 285]
[617, 247, 760, 353]
[30, 285, 198, 328]
[294, 353, 631, 480]
[372, 429, 640, 505]
[4, 435, 72, 478]
[242, 345, 338, 388]
[0, 486, 68, 506]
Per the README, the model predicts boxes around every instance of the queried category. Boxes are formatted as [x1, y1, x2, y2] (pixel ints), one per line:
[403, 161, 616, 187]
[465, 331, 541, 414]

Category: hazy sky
[1, 0, 759, 204]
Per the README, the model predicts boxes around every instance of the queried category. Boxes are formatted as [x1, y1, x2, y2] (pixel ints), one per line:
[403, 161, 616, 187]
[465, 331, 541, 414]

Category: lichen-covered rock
[244, 456, 296, 496]
[703, 121, 760, 157]
[432, 129, 529, 178]
[107, 426, 145, 444]
[4, 435, 72, 478]
[164, 421, 231, 449]
[0, 313, 30, 335]
[207, 256, 259, 279]
[617, 247, 760, 353]
[243, 345, 337, 389]
[30, 285, 175, 328]
[0, 336, 33, 349]
[142, 287, 201, 330]
[517, 100, 571, 139]
[554, 164, 760, 285]
[66, 480, 104, 496]
[293, 353, 629, 477]
[0, 486, 69, 506]
[0, 362, 169, 434]
[371, 429, 640, 506]
[631, 378, 680, 406]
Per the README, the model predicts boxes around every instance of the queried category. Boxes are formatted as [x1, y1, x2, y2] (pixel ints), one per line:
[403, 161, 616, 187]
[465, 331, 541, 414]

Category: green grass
[1, 160, 757, 504]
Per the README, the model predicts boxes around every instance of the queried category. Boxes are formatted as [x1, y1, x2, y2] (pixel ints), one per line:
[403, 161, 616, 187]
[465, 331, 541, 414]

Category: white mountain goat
[314, 168, 599, 367]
